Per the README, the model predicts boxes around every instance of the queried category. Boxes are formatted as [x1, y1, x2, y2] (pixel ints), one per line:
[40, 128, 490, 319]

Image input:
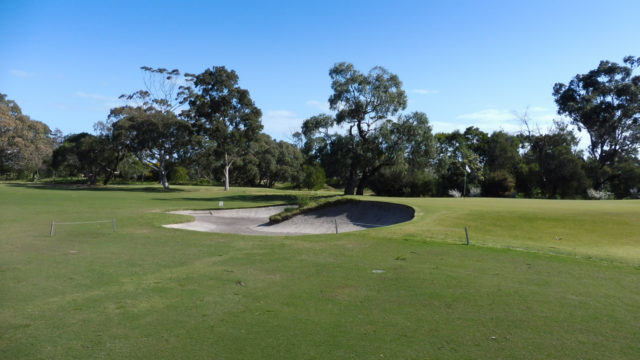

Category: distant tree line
[1, 56, 639, 198]
[295, 58, 640, 199]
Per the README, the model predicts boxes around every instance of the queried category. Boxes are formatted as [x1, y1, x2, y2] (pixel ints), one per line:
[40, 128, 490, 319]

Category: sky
[1, 0, 639, 143]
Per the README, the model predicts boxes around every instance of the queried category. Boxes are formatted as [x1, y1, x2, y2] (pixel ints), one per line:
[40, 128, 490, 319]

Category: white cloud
[306, 100, 331, 113]
[262, 110, 303, 141]
[411, 89, 439, 95]
[11, 69, 35, 78]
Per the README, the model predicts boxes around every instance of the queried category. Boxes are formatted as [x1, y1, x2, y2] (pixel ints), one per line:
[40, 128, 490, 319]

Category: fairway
[1, 183, 640, 359]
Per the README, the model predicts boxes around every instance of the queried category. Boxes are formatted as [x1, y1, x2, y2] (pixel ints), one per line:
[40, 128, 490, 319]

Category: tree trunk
[344, 167, 355, 195]
[356, 172, 369, 195]
[160, 169, 170, 190]
[223, 153, 232, 191]
[103, 170, 114, 185]
[224, 165, 230, 191]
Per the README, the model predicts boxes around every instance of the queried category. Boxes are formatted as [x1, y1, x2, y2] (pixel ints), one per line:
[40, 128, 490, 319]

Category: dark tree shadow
[6, 183, 186, 193]
[155, 194, 335, 204]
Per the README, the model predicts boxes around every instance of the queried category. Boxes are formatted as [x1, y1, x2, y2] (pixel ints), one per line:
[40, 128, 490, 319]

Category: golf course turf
[1, 183, 639, 359]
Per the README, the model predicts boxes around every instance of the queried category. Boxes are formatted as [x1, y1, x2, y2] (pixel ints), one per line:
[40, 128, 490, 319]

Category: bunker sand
[163, 201, 414, 236]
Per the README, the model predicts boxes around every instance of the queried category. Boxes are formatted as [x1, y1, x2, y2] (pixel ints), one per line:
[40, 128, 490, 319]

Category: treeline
[1, 56, 639, 198]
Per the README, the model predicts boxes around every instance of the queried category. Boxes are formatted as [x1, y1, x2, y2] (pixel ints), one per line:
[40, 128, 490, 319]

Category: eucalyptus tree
[553, 56, 640, 188]
[109, 67, 192, 190]
[182, 66, 263, 191]
[517, 121, 588, 198]
[327, 62, 408, 195]
[0, 94, 53, 179]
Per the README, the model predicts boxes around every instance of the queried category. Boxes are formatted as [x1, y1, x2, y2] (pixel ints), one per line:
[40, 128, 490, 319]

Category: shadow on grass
[158, 194, 297, 203]
[6, 182, 186, 193]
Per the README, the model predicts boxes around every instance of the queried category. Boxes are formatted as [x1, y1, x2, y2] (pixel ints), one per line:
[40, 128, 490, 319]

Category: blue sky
[2, 0, 639, 142]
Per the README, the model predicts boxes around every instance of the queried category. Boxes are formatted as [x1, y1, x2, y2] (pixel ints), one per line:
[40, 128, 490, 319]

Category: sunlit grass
[1, 183, 639, 359]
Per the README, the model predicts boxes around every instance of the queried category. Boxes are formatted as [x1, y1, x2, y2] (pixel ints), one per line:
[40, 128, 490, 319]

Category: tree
[111, 106, 192, 189]
[183, 66, 263, 191]
[0, 94, 53, 179]
[110, 67, 192, 190]
[553, 56, 640, 189]
[518, 121, 588, 198]
[92, 121, 128, 185]
[328, 62, 408, 195]
[484, 131, 521, 174]
[434, 128, 484, 196]
[329, 63, 408, 194]
[51, 133, 103, 184]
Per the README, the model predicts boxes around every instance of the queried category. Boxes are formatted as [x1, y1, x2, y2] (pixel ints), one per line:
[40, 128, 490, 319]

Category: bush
[301, 164, 326, 190]
[369, 167, 436, 197]
[482, 170, 515, 197]
[169, 166, 190, 183]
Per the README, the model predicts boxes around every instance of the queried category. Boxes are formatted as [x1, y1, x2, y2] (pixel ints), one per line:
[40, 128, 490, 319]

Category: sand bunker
[163, 201, 414, 236]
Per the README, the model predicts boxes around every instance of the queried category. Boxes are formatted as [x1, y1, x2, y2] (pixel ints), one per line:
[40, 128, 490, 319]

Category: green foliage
[0, 94, 53, 179]
[301, 163, 326, 190]
[110, 66, 193, 190]
[169, 166, 190, 183]
[517, 121, 588, 198]
[482, 170, 516, 197]
[369, 165, 437, 197]
[553, 56, 640, 188]
[182, 66, 263, 191]
[328, 62, 408, 195]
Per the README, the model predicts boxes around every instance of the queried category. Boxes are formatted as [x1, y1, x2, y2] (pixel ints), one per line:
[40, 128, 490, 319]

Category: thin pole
[112, 218, 117, 232]
[335, 219, 339, 234]
[50, 221, 55, 237]
[465, 226, 470, 245]
[463, 171, 467, 198]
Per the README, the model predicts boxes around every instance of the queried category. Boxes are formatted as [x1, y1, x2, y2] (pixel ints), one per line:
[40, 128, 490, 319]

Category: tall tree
[183, 66, 263, 191]
[51, 133, 103, 184]
[109, 67, 192, 190]
[327, 62, 408, 195]
[434, 128, 484, 196]
[518, 121, 588, 198]
[553, 56, 640, 189]
[0, 94, 53, 179]
[111, 106, 191, 189]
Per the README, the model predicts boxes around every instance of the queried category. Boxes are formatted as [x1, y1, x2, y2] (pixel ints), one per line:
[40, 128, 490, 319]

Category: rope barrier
[53, 220, 113, 225]
[50, 219, 116, 236]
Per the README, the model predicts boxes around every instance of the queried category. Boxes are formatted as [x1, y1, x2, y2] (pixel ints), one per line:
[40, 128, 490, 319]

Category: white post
[50, 221, 55, 237]
[112, 218, 117, 232]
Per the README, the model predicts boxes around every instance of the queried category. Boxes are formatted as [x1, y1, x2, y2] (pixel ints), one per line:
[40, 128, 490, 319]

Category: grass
[1, 183, 639, 359]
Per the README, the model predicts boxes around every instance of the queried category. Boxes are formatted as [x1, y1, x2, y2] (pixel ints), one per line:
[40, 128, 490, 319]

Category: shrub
[482, 170, 516, 197]
[369, 167, 436, 197]
[169, 166, 190, 183]
[301, 164, 326, 190]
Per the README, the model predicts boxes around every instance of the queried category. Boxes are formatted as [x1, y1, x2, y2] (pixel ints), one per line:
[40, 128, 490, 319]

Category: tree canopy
[553, 56, 640, 188]
[183, 66, 263, 191]
[0, 94, 53, 179]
